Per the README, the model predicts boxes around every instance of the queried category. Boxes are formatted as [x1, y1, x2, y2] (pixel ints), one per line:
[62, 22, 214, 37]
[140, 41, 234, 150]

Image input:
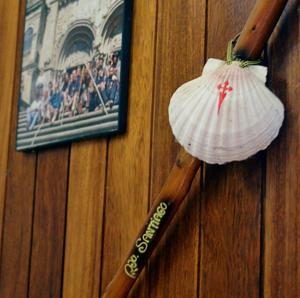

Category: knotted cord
[226, 38, 262, 68]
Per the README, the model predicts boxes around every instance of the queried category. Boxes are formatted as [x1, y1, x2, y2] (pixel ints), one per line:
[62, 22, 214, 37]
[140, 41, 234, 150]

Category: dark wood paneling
[0, 0, 299, 297]
[0, 0, 22, 257]
[148, 0, 205, 297]
[0, 141, 36, 298]
[0, 1, 37, 297]
[63, 140, 107, 298]
[264, 1, 300, 297]
[100, 1, 158, 297]
[0, 1, 23, 253]
[199, 1, 262, 297]
[28, 148, 69, 298]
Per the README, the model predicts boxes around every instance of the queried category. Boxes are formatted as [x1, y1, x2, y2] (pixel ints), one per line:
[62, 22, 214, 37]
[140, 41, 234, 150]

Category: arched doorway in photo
[57, 23, 95, 71]
[17, 0, 129, 151]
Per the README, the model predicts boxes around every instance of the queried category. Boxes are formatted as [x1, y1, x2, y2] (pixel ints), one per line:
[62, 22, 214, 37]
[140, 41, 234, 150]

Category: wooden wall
[0, 0, 299, 297]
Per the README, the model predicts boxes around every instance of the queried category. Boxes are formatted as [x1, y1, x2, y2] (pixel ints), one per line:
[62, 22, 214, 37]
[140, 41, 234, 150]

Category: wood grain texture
[234, 0, 288, 59]
[102, 148, 201, 298]
[0, 1, 37, 297]
[0, 137, 36, 298]
[0, 0, 22, 257]
[63, 140, 107, 298]
[148, 0, 205, 297]
[264, 1, 300, 297]
[100, 1, 158, 297]
[0, 0, 299, 297]
[28, 148, 69, 298]
[199, 1, 262, 297]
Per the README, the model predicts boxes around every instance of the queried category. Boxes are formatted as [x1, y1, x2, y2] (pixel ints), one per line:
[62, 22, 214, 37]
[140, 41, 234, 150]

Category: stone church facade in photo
[21, 0, 124, 104]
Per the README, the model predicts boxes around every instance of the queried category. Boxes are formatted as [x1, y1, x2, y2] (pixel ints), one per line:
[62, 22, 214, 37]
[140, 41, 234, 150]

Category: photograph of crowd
[16, 0, 131, 150]
[26, 54, 121, 130]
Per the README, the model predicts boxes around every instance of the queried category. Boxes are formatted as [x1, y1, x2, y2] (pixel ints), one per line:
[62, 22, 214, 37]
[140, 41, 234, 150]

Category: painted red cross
[217, 80, 233, 113]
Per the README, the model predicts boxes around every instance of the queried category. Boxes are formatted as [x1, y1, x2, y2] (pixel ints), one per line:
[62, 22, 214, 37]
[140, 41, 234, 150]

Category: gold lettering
[149, 219, 159, 229]
[156, 206, 166, 216]
[125, 201, 170, 278]
[124, 255, 139, 279]
[145, 224, 156, 235]
[142, 234, 151, 243]
[160, 202, 168, 210]
[144, 229, 155, 240]
[153, 213, 162, 222]
[136, 238, 148, 253]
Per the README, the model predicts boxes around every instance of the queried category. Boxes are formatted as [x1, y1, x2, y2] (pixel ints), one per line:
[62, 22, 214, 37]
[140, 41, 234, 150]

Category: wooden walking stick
[102, 0, 288, 297]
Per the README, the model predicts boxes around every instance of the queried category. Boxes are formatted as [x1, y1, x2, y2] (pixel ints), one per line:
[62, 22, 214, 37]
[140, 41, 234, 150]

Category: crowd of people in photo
[26, 53, 121, 131]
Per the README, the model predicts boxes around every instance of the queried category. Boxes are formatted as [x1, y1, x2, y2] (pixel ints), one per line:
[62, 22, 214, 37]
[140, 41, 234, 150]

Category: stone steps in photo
[17, 121, 118, 151]
[17, 113, 118, 140]
[17, 106, 118, 131]
[16, 105, 119, 151]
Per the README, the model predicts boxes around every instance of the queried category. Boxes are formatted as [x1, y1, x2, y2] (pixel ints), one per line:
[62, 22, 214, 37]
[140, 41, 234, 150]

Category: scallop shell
[169, 58, 284, 164]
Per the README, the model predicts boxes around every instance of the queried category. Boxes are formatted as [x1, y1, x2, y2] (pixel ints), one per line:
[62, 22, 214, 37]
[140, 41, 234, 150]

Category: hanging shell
[168, 59, 284, 164]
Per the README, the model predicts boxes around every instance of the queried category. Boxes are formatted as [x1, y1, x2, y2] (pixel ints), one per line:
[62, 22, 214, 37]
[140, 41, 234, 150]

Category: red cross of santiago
[217, 80, 233, 113]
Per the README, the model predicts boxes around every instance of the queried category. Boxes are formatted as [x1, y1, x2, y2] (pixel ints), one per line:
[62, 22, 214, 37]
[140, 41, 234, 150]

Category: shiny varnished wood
[102, 149, 201, 298]
[0, 1, 37, 297]
[28, 148, 69, 298]
[0, 0, 24, 260]
[63, 140, 107, 298]
[100, 1, 158, 298]
[148, 1, 205, 297]
[0, 0, 298, 297]
[234, 0, 288, 59]
[264, 1, 300, 297]
[200, 1, 263, 298]
[102, 0, 289, 296]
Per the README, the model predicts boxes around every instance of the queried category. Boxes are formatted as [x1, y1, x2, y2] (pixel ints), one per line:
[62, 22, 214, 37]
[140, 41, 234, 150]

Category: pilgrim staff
[102, 0, 288, 297]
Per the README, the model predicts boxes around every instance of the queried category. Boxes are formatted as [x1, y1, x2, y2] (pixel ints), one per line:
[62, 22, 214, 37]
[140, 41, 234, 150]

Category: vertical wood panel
[100, 1, 158, 297]
[0, 0, 21, 257]
[149, 0, 205, 297]
[1, 1, 299, 297]
[264, 1, 300, 297]
[0, 1, 37, 297]
[28, 148, 69, 298]
[63, 140, 107, 298]
[199, 1, 262, 297]
[0, 144, 36, 298]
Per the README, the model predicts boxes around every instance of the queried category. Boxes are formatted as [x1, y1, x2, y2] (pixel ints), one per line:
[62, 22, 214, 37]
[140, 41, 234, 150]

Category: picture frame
[16, 0, 132, 151]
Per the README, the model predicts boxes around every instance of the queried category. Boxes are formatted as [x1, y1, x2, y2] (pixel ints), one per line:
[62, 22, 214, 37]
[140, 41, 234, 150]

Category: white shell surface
[169, 59, 284, 164]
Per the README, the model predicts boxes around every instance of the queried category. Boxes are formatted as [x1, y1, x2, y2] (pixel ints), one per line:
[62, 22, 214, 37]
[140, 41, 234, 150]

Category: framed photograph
[16, 0, 132, 151]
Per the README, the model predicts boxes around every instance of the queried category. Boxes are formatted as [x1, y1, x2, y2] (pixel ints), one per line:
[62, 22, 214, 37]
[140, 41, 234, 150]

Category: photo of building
[17, 0, 129, 150]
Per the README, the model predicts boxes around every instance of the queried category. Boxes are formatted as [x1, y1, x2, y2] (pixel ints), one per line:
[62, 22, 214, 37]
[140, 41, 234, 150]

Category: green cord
[226, 39, 261, 68]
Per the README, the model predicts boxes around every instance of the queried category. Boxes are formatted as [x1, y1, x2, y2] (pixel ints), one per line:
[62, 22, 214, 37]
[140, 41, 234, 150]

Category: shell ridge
[169, 76, 205, 126]
[239, 67, 258, 142]
[211, 64, 235, 151]
[175, 72, 221, 150]
[247, 70, 270, 114]
[170, 83, 203, 129]
[248, 65, 268, 83]
[168, 58, 285, 164]
[212, 65, 244, 161]
[169, 75, 218, 139]
[192, 64, 235, 162]
[202, 58, 225, 76]
[188, 79, 219, 157]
